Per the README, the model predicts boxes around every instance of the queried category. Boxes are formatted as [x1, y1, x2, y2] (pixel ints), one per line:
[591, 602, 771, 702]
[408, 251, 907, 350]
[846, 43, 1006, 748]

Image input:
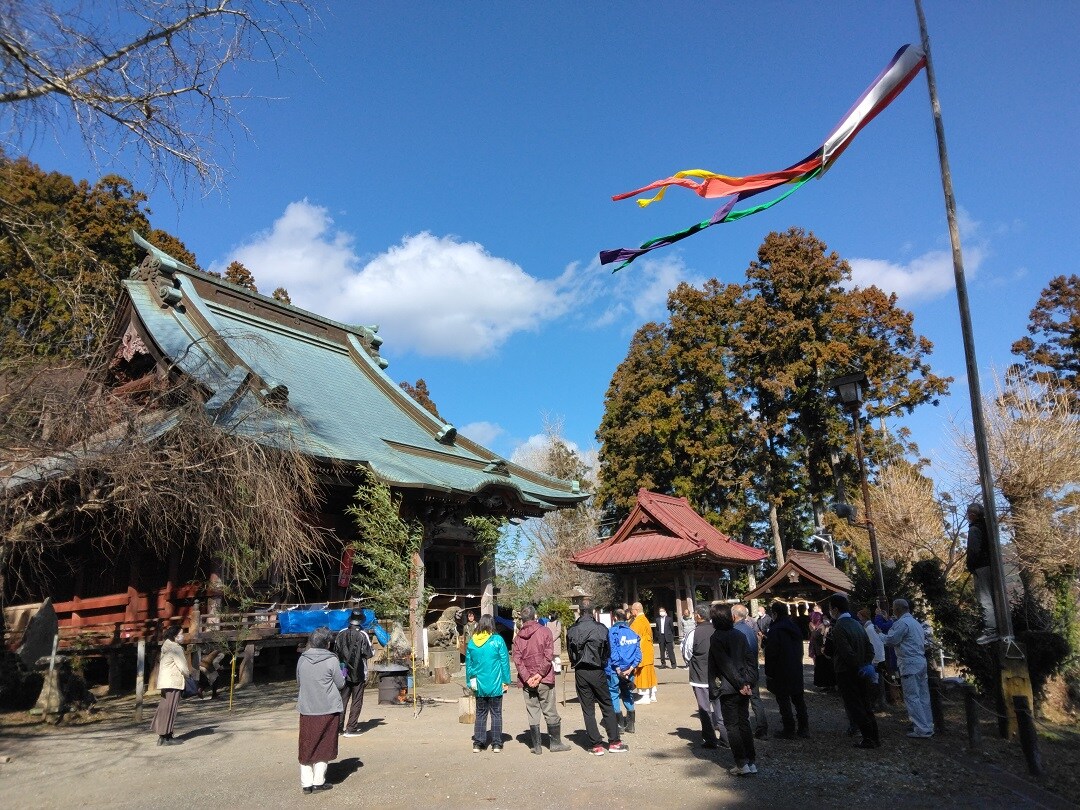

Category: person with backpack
[333, 611, 374, 737]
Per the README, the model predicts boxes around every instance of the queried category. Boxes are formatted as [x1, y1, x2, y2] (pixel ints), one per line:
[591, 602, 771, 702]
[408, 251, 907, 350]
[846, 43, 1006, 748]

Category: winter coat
[828, 614, 873, 674]
[512, 621, 555, 687]
[734, 620, 760, 685]
[466, 632, 511, 697]
[333, 626, 374, 684]
[708, 627, 753, 699]
[158, 639, 190, 691]
[966, 514, 991, 571]
[606, 622, 642, 675]
[566, 615, 610, 669]
[296, 647, 345, 716]
[763, 617, 804, 696]
[686, 623, 714, 685]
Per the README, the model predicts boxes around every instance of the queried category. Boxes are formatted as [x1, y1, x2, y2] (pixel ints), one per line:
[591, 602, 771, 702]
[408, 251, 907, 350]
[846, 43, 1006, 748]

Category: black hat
[348, 610, 363, 626]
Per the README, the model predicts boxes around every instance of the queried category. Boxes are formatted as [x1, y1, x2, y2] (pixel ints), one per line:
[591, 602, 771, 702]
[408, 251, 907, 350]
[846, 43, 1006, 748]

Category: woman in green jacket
[465, 615, 511, 752]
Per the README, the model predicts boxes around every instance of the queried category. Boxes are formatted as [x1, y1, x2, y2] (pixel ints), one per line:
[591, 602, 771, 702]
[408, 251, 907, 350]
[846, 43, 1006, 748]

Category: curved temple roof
[122, 233, 584, 516]
[571, 489, 765, 571]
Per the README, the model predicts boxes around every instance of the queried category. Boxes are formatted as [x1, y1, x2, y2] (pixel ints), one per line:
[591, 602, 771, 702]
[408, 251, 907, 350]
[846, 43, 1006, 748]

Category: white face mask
[175, 633, 184, 643]
[659, 611, 667, 617]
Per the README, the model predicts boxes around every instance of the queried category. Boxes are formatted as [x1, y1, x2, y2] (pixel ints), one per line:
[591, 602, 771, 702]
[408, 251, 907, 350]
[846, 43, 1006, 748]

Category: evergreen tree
[223, 260, 258, 292]
[596, 228, 950, 558]
[1011, 274, 1080, 402]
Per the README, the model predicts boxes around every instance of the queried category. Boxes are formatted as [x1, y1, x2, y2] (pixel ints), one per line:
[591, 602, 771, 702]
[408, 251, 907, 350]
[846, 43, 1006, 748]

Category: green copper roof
[123, 234, 583, 514]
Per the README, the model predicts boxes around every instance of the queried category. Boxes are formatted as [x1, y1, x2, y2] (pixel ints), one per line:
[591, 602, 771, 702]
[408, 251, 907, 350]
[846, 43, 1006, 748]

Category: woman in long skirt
[296, 626, 345, 793]
[150, 624, 190, 745]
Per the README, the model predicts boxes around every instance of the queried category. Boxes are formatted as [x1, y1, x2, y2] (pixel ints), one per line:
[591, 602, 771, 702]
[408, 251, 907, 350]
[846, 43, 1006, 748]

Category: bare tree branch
[0, 0, 318, 190]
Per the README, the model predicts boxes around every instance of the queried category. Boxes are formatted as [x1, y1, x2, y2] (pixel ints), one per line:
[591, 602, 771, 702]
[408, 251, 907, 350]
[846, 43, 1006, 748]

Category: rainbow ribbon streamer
[600, 44, 927, 271]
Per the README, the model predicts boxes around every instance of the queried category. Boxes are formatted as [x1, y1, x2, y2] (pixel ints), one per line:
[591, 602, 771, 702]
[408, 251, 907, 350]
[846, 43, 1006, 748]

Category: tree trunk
[770, 502, 785, 567]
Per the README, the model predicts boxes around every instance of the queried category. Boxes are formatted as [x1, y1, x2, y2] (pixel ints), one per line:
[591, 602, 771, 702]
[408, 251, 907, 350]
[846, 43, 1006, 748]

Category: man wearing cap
[334, 611, 374, 737]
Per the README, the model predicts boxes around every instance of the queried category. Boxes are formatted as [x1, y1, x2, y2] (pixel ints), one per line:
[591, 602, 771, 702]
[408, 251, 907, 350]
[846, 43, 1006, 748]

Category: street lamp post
[831, 372, 888, 611]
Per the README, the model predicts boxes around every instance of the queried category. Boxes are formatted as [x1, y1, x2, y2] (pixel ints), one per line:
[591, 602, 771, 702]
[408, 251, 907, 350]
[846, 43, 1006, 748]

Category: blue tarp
[278, 607, 390, 645]
[278, 608, 351, 634]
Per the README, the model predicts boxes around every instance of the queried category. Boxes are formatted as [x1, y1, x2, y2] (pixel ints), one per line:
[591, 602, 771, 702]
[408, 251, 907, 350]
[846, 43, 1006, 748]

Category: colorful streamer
[601, 44, 927, 270]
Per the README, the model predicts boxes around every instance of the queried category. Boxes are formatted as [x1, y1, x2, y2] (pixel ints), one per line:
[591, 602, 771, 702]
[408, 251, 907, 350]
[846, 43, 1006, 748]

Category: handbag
[182, 674, 199, 699]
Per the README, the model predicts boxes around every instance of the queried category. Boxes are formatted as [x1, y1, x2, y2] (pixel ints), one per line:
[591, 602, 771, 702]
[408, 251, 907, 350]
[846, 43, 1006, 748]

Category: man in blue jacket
[606, 608, 642, 734]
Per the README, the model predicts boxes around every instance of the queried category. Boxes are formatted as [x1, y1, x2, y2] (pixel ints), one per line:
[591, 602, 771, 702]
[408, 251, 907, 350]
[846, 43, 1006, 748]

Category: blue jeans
[607, 670, 635, 714]
[473, 695, 503, 746]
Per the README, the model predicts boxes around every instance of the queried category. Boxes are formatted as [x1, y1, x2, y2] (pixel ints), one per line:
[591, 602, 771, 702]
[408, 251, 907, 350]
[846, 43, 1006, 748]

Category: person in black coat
[655, 607, 677, 668]
[763, 601, 808, 739]
[708, 603, 757, 776]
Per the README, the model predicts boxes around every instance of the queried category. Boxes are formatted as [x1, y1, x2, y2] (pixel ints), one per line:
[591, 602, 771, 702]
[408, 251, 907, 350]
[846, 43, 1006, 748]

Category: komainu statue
[425, 606, 461, 649]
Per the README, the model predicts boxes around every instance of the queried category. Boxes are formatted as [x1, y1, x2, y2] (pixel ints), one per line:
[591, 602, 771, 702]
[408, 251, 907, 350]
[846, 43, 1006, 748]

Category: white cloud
[847, 210, 988, 304]
[216, 200, 700, 359]
[459, 421, 504, 448]
[218, 200, 577, 359]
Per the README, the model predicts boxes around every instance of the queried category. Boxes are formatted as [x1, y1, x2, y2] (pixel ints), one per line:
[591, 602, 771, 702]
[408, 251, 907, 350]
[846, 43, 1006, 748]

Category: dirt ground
[1, 663, 1077, 810]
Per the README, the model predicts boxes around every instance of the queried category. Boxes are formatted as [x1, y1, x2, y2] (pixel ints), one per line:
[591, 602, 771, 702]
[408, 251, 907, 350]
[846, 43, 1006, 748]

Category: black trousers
[775, 688, 808, 733]
[657, 637, 677, 667]
[718, 692, 755, 766]
[836, 670, 879, 744]
[574, 667, 619, 747]
[338, 680, 366, 732]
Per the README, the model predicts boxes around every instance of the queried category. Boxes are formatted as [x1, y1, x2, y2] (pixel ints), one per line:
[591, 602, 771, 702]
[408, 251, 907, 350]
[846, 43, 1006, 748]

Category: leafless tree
[1, 0, 318, 191]
[868, 461, 969, 581]
[509, 418, 614, 606]
[1, 331, 329, 604]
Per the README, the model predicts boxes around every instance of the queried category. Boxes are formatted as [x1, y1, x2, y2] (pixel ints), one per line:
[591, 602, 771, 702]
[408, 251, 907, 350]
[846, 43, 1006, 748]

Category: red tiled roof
[571, 489, 765, 571]
[745, 550, 853, 600]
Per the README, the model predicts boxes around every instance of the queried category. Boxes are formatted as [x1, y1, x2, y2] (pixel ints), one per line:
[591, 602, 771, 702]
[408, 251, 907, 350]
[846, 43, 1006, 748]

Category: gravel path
[0, 665, 1071, 809]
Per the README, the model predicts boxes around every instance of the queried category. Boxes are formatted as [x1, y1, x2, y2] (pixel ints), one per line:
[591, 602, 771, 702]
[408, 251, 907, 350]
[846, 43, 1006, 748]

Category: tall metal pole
[914, 0, 1011, 642]
[850, 406, 888, 610]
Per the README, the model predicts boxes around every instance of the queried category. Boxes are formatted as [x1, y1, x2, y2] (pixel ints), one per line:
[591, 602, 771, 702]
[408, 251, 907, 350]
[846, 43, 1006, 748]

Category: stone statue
[425, 606, 461, 649]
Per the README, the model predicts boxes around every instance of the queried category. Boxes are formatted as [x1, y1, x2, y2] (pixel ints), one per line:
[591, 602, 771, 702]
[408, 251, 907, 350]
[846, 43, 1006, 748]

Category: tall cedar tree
[400, 379, 442, 420]
[0, 154, 196, 361]
[1011, 274, 1080, 403]
[224, 260, 258, 292]
[596, 228, 949, 557]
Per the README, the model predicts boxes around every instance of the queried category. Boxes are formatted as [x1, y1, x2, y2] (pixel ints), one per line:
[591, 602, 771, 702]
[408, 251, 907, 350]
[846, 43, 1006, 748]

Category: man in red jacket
[512, 605, 570, 754]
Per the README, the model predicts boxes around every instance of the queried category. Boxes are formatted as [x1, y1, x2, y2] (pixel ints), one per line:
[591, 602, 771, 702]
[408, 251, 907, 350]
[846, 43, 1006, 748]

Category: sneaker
[906, 730, 934, 738]
[590, 745, 607, 756]
[747, 763, 758, 774]
[976, 633, 1000, 645]
[343, 730, 361, 738]
[608, 741, 629, 753]
[492, 745, 502, 753]
[472, 743, 482, 753]
[728, 764, 752, 776]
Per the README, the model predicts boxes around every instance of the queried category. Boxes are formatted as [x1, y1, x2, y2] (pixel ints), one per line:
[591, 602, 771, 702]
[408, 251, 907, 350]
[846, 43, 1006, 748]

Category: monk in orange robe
[630, 602, 657, 702]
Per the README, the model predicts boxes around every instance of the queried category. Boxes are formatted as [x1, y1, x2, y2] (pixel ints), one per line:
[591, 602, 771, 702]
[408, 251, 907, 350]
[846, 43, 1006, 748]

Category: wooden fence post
[964, 683, 982, 752]
[1013, 695, 1042, 776]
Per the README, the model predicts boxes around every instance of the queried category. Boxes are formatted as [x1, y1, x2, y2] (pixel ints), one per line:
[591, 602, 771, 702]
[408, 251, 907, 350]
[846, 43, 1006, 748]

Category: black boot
[529, 724, 543, 755]
[548, 722, 570, 752]
[617, 713, 626, 730]
[624, 711, 635, 734]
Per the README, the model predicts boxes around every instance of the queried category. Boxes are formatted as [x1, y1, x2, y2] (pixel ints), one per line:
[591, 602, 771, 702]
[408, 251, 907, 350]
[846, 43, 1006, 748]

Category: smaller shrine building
[571, 489, 766, 615]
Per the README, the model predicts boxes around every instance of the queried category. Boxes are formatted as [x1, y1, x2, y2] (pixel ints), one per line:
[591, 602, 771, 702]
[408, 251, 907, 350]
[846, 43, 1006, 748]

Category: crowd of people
[150, 592, 939, 791]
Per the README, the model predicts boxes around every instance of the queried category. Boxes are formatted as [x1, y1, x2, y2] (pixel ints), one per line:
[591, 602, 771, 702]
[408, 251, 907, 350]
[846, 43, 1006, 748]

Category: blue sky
[18, 2, 1080, 484]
